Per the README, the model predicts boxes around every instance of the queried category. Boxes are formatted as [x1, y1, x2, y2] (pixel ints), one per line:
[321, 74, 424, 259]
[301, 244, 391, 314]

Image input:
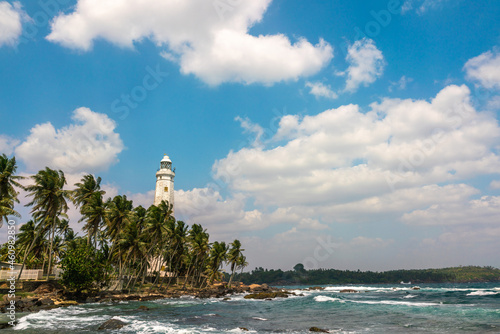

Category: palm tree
[0, 154, 24, 224]
[105, 195, 134, 287]
[184, 224, 209, 288]
[80, 192, 107, 247]
[207, 241, 228, 285]
[105, 195, 134, 248]
[73, 174, 106, 247]
[17, 220, 49, 279]
[236, 255, 248, 277]
[72, 174, 105, 208]
[25, 167, 70, 280]
[227, 239, 244, 287]
[145, 203, 170, 285]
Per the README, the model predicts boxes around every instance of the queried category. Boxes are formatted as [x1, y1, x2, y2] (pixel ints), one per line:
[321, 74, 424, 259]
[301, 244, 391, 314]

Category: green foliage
[235, 265, 500, 285]
[60, 240, 108, 292]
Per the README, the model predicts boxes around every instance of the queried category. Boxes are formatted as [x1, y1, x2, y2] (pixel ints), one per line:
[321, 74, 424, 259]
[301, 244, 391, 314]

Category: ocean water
[2, 283, 500, 333]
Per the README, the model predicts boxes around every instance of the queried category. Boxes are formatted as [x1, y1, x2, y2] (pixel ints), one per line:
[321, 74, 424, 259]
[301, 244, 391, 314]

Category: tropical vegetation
[233, 265, 500, 285]
[0, 154, 247, 292]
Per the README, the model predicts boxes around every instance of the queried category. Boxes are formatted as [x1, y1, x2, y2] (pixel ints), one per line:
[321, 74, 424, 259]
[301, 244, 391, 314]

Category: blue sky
[1, 0, 500, 271]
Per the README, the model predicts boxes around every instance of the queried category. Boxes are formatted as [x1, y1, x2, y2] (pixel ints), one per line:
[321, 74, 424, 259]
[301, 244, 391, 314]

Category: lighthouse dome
[161, 155, 172, 163]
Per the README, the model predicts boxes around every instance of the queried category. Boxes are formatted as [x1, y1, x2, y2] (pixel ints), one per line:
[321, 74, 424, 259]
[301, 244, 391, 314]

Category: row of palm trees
[0, 153, 247, 289]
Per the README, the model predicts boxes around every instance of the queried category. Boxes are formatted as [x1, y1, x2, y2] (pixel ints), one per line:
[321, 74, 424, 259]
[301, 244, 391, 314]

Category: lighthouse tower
[154, 155, 175, 212]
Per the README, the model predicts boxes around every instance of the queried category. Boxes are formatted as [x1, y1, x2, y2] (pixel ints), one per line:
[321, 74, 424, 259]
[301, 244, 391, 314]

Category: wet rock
[308, 287, 325, 291]
[412, 287, 421, 290]
[98, 318, 127, 330]
[309, 327, 329, 333]
[339, 289, 358, 293]
[239, 327, 249, 331]
[244, 291, 290, 299]
[137, 305, 149, 311]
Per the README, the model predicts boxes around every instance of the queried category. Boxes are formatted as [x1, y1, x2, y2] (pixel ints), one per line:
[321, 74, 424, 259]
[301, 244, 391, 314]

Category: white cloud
[0, 1, 26, 47]
[388, 75, 413, 92]
[402, 0, 450, 14]
[344, 38, 385, 92]
[0, 135, 19, 155]
[15, 107, 124, 173]
[305, 81, 338, 99]
[46, 0, 333, 86]
[464, 49, 500, 90]
[490, 180, 500, 190]
[487, 96, 500, 110]
[402, 195, 500, 226]
[161, 84, 500, 268]
[235, 116, 264, 148]
[214, 85, 500, 208]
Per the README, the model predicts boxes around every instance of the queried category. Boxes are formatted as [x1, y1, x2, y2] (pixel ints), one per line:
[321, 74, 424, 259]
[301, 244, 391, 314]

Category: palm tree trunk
[17, 232, 40, 280]
[46, 221, 55, 281]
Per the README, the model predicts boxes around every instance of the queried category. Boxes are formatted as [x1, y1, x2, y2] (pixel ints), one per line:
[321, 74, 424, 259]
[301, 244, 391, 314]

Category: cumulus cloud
[46, 0, 333, 85]
[15, 107, 124, 173]
[402, 196, 500, 225]
[0, 135, 19, 155]
[343, 38, 385, 92]
[464, 49, 500, 90]
[164, 84, 500, 264]
[214, 85, 500, 208]
[305, 81, 338, 99]
[0, 1, 26, 47]
[491, 180, 500, 190]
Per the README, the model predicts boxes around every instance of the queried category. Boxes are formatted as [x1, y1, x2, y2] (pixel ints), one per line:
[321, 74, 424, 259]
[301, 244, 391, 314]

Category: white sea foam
[466, 290, 499, 296]
[314, 296, 345, 303]
[252, 317, 268, 321]
[15, 306, 109, 330]
[314, 295, 438, 307]
[120, 318, 220, 334]
[351, 300, 439, 307]
[324, 286, 413, 293]
[403, 294, 417, 299]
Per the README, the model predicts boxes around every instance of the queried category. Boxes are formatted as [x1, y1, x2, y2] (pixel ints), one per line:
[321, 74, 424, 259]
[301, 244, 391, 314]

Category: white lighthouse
[154, 155, 175, 212]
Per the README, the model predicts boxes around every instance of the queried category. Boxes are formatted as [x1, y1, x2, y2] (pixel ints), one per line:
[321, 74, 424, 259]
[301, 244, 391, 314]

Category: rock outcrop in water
[98, 318, 127, 330]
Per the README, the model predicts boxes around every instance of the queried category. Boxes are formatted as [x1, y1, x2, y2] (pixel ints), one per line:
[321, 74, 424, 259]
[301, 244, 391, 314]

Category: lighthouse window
[164, 187, 168, 192]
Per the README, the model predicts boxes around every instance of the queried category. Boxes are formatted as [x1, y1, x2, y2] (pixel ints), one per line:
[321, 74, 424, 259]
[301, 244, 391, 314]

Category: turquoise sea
[3, 283, 500, 333]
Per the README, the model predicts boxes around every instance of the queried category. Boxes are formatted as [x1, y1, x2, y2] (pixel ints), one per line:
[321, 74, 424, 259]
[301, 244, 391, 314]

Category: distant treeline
[230, 264, 500, 285]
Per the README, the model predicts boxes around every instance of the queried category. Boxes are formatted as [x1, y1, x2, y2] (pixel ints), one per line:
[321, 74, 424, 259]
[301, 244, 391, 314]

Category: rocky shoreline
[0, 282, 295, 316]
[0, 284, 348, 332]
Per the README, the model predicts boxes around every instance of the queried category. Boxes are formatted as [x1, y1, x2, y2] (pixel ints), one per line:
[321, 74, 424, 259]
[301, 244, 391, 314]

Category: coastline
[0, 282, 289, 322]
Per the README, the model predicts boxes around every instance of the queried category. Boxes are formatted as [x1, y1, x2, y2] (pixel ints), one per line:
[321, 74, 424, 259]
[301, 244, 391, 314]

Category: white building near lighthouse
[154, 154, 175, 212]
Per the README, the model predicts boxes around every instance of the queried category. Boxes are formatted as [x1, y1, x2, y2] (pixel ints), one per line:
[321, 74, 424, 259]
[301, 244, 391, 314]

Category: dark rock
[139, 294, 164, 301]
[412, 287, 421, 290]
[137, 305, 149, 311]
[33, 283, 58, 295]
[239, 327, 249, 331]
[244, 291, 290, 299]
[339, 289, 358, 293]
[223, 297, 231, 301]
[98, 318, 127, 330]
[309, 327, 329, 333]
[308, 287, 325, 291]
